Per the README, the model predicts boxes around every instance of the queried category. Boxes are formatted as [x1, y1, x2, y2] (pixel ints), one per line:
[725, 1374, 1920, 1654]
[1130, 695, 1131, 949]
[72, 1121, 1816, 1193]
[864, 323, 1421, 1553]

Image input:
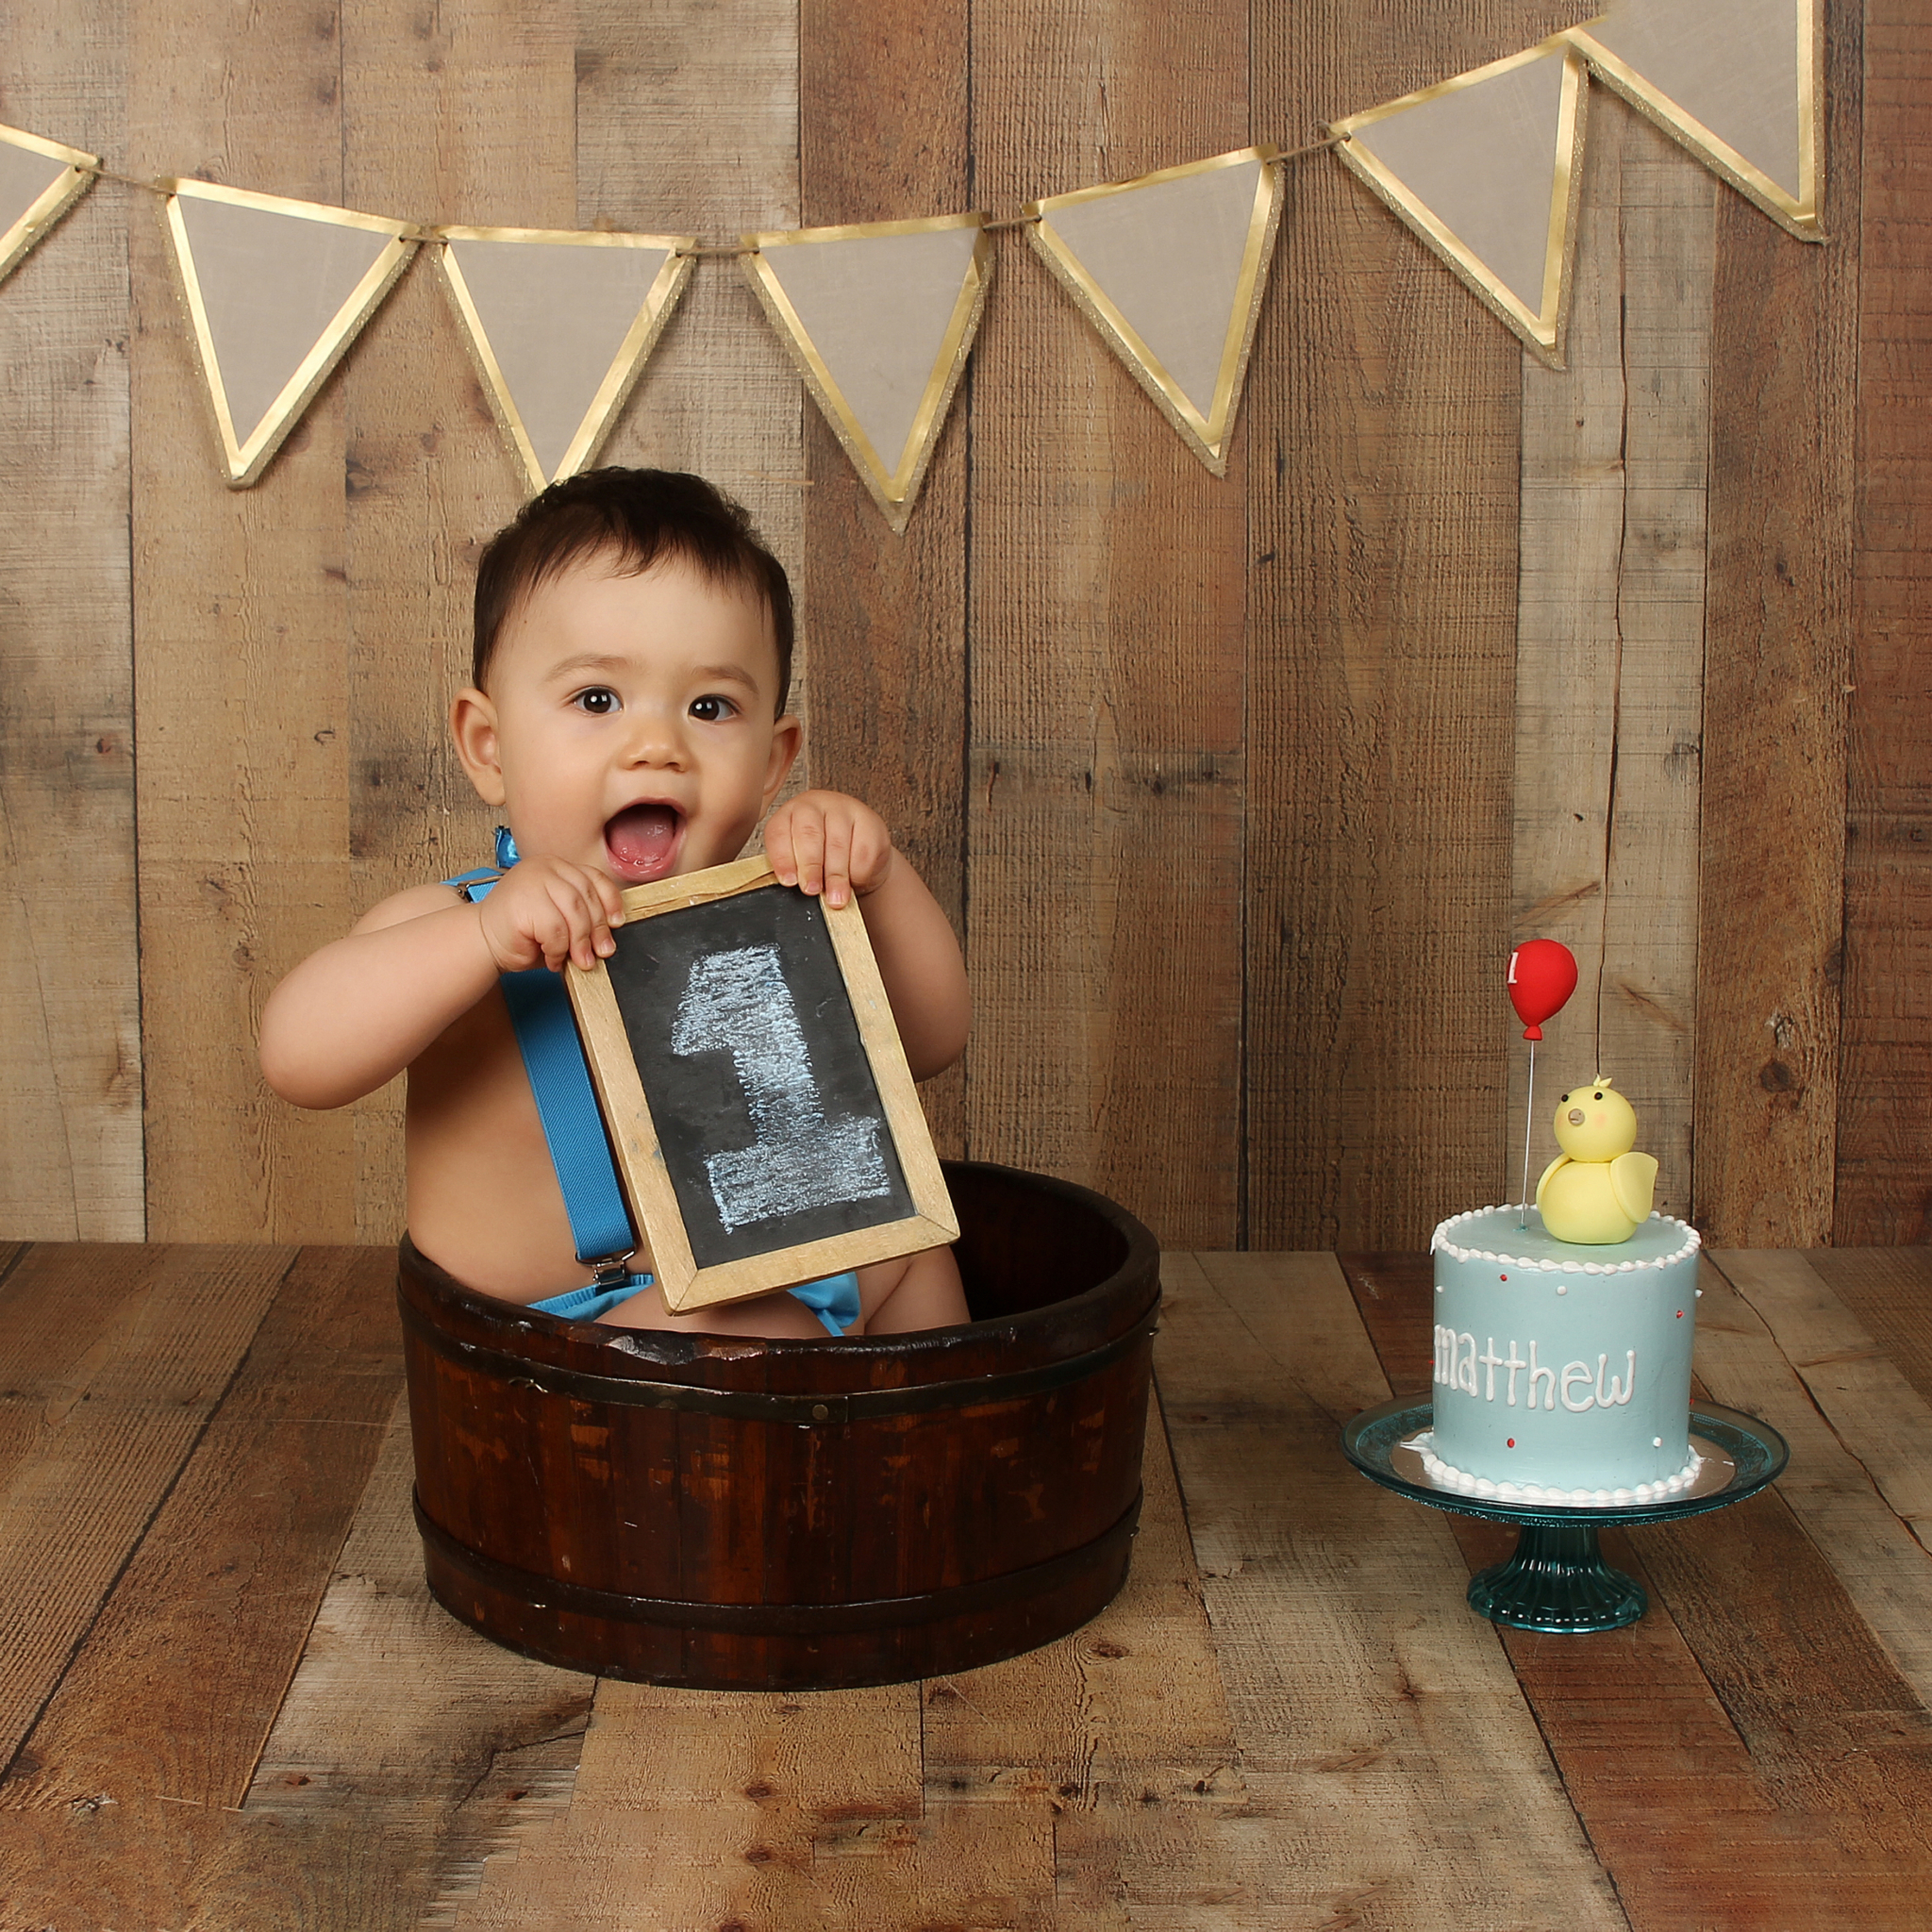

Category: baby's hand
[475, 856, 625, 974]
[764, 791, 894, 909]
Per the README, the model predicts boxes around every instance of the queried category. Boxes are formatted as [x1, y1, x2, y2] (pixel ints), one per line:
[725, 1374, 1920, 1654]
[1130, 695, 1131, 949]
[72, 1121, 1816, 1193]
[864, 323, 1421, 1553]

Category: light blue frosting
[1429, 1205, 1699, 1492]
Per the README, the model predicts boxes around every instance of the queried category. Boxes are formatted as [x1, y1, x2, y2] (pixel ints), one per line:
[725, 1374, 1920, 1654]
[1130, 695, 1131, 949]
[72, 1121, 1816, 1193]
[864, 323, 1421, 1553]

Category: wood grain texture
[335, 1, 577, 1243]
[127, 0, 361, 1241]
[0, 1243, 291, 1774]
[1248, 3, 1589, 1251]
[0, 5, 142, 1243]
[799, 0, 973, 1159]
[1510, 97, 1712, 1220]
[1693, 0, 1861, 1246]
[1807, 1243, 1932, 1409]
[249, 1397, 594, 1931]
[1, 1248, 400, 1815]
[445, 1411, 1243, 1928]
[11, 1239, 1932, 1923]
[964, 0, 1248, 1253]
[1710, 1248, 1932, 1551]
[576, 0, 804, 652]
[1697, 1249, 1932, 1700]
[0, 1391, 594, 1931]
[1158, 1250, 1627, 1925]
[1835, 0, 1932, 1243]
[0, 0, 1912, 1253]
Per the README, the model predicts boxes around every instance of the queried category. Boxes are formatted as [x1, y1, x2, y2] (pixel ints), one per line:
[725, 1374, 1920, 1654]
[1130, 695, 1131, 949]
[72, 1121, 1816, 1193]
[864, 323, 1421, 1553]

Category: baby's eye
[689, 693, 739, 723]
[573, 687, 620, 715]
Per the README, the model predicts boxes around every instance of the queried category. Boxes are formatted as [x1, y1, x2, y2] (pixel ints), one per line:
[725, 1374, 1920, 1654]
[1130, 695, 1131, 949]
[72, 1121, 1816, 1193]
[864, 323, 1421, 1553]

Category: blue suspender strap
[497, 965, 641, 1276]
[452, 839, 641, 1285]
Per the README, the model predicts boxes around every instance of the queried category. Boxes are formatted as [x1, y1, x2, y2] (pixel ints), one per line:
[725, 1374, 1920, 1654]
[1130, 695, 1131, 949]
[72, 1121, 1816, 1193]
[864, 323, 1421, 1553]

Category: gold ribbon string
[76, 129, 1342, 257]
[82, 164, 443, 243]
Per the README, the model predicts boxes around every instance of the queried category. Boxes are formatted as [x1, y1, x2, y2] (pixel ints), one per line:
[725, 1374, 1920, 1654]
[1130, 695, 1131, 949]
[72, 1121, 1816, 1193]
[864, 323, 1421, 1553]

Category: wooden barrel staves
[399, 1159, 1161, 1690]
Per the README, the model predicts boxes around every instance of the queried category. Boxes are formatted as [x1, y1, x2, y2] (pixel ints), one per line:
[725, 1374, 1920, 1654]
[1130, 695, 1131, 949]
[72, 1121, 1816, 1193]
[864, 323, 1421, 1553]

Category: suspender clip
[590, 1251, 637, 1289]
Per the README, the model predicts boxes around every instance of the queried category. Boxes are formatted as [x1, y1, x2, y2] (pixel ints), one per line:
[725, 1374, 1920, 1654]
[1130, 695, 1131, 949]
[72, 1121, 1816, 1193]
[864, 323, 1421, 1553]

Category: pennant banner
[0, 125, 96, 286]
[741, 214, 991, 533]
[1026, 147, 1284, 476]
[438, 227, 696, 494]
[0, 0, 1825, 510]
[1334, 42, 1589, 369]
[160, 179, 417, 487]
[1568, 0, 1821, 239]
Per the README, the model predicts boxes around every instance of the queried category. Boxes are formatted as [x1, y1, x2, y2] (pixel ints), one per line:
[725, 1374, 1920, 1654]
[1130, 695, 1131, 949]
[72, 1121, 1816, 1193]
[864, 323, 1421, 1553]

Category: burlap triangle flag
[1026, 147, 1284, 476]
[0, 125, 96, 285]
[1334, 42, 1590, 368]
[742, 213, 991, 534]
[437, 227, 696, 494]
[160, 179, 417, 487]
[1569, 0, 1821, 238]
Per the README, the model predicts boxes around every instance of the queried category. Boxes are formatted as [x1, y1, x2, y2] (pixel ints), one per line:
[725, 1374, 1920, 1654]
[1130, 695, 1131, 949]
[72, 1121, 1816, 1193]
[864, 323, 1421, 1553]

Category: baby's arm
[764, 791, 970, 1079]
[258, 858, 625, 1109]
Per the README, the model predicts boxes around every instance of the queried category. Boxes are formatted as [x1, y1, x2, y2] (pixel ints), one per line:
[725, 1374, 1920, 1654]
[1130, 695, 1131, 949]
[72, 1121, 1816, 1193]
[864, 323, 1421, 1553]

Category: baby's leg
[860, 1244, 970, 1335]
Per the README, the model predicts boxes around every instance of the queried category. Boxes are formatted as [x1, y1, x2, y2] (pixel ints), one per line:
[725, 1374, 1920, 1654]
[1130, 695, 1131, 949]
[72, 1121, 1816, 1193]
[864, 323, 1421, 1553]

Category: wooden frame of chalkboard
[565, 855, 958, 1315]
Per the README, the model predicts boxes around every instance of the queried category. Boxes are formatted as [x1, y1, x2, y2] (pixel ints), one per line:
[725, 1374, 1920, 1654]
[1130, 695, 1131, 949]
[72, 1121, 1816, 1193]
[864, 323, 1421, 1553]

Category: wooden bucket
[399, 1159, 1160, 1690]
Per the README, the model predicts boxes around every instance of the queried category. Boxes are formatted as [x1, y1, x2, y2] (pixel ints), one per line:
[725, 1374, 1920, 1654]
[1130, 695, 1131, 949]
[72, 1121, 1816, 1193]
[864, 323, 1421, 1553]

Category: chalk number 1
[671, 945, 892, 1231]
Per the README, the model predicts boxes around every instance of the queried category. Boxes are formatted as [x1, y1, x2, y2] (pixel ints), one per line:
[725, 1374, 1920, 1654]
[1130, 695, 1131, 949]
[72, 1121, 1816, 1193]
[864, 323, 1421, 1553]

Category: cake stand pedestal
[1341, 1398, 1790, 1634]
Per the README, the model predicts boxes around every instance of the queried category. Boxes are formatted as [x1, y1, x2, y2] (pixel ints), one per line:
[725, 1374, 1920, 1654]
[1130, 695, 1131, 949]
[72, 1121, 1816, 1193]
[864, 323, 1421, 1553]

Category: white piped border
[1430, 1205, 1701, 1274]
[1406, 1428, 1702, 1507]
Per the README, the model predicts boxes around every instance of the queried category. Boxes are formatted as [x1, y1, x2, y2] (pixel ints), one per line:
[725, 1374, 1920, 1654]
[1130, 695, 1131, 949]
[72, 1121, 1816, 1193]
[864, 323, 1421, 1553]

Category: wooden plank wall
[0, 0, 1918, 1254]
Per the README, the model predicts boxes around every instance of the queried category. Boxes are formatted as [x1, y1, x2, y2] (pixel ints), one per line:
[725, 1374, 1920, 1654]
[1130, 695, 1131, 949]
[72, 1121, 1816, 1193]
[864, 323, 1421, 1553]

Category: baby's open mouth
[604, 802, 683, 884]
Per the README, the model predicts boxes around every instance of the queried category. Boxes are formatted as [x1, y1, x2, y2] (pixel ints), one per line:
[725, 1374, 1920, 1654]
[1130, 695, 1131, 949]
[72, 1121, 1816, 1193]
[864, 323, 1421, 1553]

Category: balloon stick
[1520, 1039, 1536, 1230]
[1506, 939, 1574, 1229]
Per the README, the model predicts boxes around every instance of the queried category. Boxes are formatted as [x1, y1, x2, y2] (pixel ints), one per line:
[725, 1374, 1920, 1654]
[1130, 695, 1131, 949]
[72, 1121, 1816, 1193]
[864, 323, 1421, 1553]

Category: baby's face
[455, 556, 800, 885]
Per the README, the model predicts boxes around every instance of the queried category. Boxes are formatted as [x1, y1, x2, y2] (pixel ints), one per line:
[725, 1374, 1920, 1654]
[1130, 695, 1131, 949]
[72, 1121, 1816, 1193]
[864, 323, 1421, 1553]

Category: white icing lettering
[1504, 1339, 1527, 1407]
[1595, 1350, 1636, 1407]
[1560, 1361, 1596, 1412]
[1478, 1337, 1505, 1402]
[1526, 1341, 1557, 1411]
[1457, 1333, 1478, 1395]
[1434, 1325, 1457, 1387]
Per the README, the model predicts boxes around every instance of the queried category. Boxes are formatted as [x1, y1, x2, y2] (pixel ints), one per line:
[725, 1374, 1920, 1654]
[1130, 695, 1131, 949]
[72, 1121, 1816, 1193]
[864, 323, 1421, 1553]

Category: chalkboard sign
[567, 856, 958, 1314]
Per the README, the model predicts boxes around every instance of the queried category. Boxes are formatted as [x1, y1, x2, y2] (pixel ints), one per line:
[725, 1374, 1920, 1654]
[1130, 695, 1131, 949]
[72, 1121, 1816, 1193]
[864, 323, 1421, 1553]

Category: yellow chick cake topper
[1535, 1076, 1659, 1244]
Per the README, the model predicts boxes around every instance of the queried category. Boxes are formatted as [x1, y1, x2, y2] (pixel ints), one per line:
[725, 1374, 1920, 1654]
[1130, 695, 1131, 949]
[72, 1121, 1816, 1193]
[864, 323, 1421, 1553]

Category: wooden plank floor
[3, 1241, 1932, 1926]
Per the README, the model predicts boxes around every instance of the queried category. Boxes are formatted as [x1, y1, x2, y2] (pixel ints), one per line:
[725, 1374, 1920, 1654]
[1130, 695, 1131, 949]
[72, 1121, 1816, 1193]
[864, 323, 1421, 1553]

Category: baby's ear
[761, 712, 804, 808]
[450, 687, 507, 807]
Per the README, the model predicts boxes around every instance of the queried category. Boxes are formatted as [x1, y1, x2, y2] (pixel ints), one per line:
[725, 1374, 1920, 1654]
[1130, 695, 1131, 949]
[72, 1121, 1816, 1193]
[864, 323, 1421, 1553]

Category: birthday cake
[1417, 1075, 1702, 1506]
[1421, 1204, 1701, 1504]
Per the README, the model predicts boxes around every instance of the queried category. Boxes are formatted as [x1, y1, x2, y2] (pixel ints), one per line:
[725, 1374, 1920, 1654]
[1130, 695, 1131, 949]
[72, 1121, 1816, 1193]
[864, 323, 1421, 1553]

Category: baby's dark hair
[472, 468, 793, 712]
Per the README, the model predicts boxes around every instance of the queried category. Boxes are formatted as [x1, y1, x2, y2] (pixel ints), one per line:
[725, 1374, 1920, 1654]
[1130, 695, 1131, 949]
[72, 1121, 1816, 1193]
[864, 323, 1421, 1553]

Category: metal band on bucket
[413, 1486, 1143, 1635]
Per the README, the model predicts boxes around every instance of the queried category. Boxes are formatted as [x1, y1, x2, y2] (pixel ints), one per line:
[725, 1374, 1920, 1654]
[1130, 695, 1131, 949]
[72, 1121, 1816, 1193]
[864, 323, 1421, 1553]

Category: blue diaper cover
[531, 1269, 861, 1336]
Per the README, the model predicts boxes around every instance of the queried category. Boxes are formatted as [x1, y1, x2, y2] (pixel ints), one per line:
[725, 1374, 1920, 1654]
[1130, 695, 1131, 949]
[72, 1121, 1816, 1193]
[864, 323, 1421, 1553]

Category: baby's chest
[408, 995, 552, 1171]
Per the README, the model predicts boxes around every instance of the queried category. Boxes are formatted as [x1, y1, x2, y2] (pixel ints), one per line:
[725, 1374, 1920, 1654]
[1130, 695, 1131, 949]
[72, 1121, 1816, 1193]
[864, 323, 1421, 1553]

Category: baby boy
[259, 468, 971, 1338]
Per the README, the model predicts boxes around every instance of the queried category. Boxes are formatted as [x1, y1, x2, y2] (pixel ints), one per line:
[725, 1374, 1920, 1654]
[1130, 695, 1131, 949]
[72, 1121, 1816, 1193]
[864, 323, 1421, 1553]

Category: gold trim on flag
[159, 179, 418, 488]
[435, 226, 697, 495]
[0, 125, 98, 284]
[741, 212, 993, 535]
[1566, 0, 1822, 239]
[1332, 40, 1590, 369]
[1024, 146, 1285, 476]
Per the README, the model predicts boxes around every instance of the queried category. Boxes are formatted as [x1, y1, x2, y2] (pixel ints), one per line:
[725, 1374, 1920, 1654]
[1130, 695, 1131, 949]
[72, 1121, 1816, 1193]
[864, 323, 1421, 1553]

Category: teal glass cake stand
[1341, 1397, 1790, 1634]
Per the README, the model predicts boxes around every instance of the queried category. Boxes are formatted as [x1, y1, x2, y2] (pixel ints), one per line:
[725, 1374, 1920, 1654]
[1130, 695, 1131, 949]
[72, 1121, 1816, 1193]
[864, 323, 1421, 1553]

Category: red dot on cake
[1500, 1274, 1507, 1281]
[1676, 1310, 1684, 1319]
[1507, 1439, 1516, 1448]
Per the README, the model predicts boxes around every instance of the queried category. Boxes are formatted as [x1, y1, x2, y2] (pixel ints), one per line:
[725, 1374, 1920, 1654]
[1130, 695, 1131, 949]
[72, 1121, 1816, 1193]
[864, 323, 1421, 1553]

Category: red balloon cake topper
[1507, 939, 1577, 1041]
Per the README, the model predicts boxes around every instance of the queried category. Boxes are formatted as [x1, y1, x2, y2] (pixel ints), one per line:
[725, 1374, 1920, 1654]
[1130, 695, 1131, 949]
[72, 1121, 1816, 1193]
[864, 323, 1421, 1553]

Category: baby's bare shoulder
[353, 879, 470, 936]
